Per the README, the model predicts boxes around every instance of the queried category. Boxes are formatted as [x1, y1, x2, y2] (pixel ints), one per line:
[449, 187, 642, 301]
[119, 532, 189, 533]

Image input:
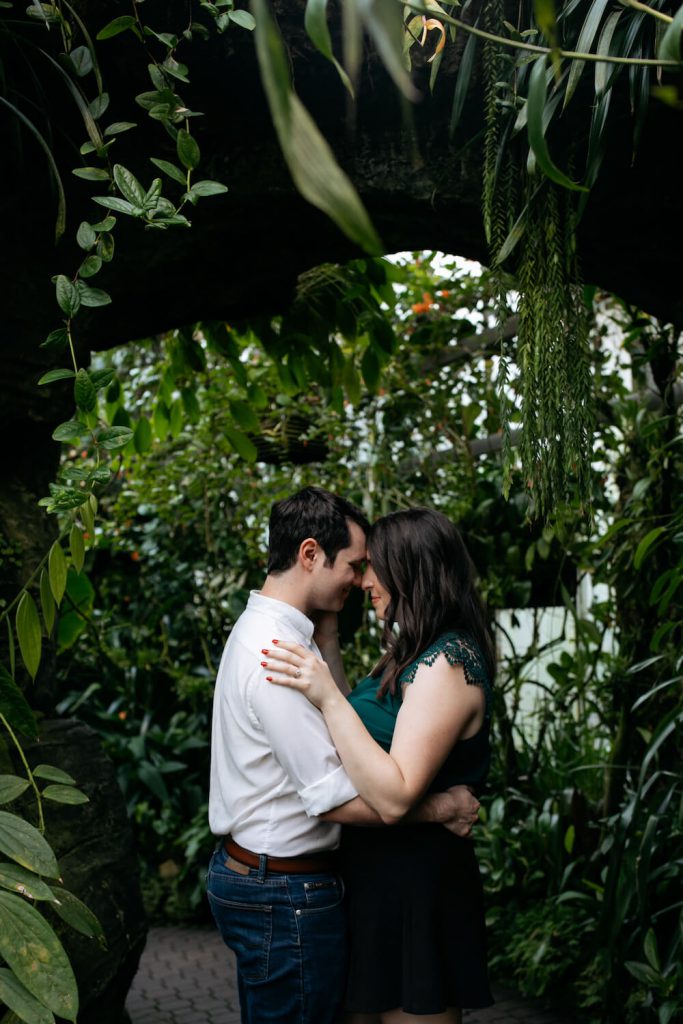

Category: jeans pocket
[207, 894, 273, 982]
[300, 874, 345, 914]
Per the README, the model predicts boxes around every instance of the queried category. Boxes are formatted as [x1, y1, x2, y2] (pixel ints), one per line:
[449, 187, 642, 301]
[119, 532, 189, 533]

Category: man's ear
[299, 537, 318, 572]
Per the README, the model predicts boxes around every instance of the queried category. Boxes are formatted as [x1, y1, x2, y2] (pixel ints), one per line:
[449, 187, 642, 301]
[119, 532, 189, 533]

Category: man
[208, 487, 479, 1023]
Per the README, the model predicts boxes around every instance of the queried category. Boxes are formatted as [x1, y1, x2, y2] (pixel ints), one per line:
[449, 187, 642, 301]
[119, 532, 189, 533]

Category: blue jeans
[207, 844, 348, 1023]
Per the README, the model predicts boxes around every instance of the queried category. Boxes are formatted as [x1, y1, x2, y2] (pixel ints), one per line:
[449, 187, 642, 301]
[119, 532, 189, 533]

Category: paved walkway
[126, 926, 574, 1023]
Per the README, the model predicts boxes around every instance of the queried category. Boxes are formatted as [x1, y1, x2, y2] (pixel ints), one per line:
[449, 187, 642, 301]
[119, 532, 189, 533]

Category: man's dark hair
[267, 487, 369, 574]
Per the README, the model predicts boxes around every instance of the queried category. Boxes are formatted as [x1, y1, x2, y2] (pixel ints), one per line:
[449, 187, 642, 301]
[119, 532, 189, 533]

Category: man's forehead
[344, 520, 367, 559]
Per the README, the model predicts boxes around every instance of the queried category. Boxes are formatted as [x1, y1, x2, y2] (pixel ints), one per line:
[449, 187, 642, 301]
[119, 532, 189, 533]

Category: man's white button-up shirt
[209, 591, 359, 855]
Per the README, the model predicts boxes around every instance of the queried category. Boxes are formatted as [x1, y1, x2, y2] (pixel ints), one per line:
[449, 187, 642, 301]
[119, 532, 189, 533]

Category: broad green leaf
[55, 276, 80, 317]
[77, 285, 112, 308]
[69, 525, 85, 574]
[527, 56, 588, 192]
[51, 419, 86, 443]
[0, 864, 56, 902]
[80, 498, 95, 537]
[37, 369, 74, 386]
[0, 665, 38, 740]
[134, 416, 153, 454]
[342, 357, 362, 406]
[0, 893, 78, 1021]
[50, 887, 105, 942]
[90, 368, 115, 390]
[229, 8, 256, 30]
[252, 0, 382, 254]
[68, 44, 92, 78]
[113, 164, 146, 206]
[177, 129, 200, 170]
[138, 761, 169, 802]
[103, 121, 137, 137]
[72, 167, 110, 181]
[96, 15, 138, 40]
[224, 426, 258, 463]
[305, 0, 354, 96]
[97, 426, 133, 450]
[39, 571, 55, 636]
[0, 813, 59, 877]
[91, 196, 138, 215]
[32, 765, 76, 785]
[361, 346, 381, 393]
[150, 157, 187, 185]
[181, 389, 201, 423]
[16, 593, 41, 681]
[97, 232, 115, 262]
[634, 527, 666, 569]
[229, 399, 260, 432]
[78, 255, 102, 279]
[42, 785, 88, 806]
[76, 221, 96, 251]
[74, 369, 97, 412]
[0, 776, 30, 805]
[657, 4, 683, 63]
[48, 542, 67, 605]
[624, 960, 660, 986]
[40, 329, 68, 351]
[189, 180, 228, 198]
[0, 967, 56, 1024]
[564, 0, 611, 107]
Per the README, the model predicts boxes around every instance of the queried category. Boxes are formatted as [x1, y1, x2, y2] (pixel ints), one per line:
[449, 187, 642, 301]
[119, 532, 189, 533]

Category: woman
[261, 508, 494, 1023]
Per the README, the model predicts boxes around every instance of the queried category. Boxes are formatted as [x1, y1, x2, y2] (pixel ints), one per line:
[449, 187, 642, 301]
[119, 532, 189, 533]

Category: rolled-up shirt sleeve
[249, 671, 358, 816]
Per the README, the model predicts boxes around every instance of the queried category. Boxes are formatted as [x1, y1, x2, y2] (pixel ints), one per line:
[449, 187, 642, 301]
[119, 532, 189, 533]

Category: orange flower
[420, 16, 446, 62]
[130, 551, 140, 562]
[118, 710, 127, 720]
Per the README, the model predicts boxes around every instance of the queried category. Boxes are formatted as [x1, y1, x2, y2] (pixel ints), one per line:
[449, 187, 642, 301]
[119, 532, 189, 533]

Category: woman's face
[361, 557, 392, 620]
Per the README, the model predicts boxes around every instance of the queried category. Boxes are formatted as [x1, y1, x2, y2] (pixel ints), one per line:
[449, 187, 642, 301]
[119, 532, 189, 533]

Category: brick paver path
[126, 926, 573, 1023]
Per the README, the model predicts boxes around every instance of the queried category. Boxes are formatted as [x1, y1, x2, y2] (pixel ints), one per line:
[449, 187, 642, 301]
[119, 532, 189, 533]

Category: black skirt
[340, 823, 493, 1014]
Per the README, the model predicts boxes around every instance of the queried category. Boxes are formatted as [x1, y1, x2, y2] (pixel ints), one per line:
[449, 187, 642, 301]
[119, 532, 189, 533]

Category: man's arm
[320, 785, 480, 838]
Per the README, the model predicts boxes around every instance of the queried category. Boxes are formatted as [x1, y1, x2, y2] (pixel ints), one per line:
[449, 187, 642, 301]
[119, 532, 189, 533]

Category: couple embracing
[207, 487, 494, 1023]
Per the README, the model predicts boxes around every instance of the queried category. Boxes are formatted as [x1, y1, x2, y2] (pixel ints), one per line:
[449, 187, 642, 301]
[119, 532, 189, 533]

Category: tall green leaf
[0, 813, 59, 878]
[0, 968, 55, 1024]
[15, 593, 41, 681]
[252, 0, 382, 254]
[305, 0, 354, 95]
[527, 56, 588, 192]
[50, 887, 105, 942]
[0, 96, 66, 242]
[0, 893, 78, 1021]
[48, 543, 67, 605]
[564, 0, 610, 108]
[449, 30, 478, 137]
[69, 525, 85, 574]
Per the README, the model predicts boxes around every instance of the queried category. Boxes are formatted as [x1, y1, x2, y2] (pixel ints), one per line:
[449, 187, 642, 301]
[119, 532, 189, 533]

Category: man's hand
[312, 611, 339, 648]
[421, 785, 481, 838]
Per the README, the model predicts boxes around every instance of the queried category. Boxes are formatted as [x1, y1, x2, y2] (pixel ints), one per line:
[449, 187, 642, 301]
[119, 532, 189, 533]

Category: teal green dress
[340, 631, 493, 1013]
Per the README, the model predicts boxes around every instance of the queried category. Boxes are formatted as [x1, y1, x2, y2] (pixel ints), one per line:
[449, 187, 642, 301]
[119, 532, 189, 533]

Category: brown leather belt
[224, 836, 337, 874]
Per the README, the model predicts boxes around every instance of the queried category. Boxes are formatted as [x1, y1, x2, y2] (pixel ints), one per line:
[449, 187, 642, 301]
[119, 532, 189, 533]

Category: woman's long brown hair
[369, 508, 495, 696]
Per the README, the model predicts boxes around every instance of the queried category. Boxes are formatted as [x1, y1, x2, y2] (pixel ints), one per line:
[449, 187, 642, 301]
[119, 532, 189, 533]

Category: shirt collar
[247, 591, 315, 643]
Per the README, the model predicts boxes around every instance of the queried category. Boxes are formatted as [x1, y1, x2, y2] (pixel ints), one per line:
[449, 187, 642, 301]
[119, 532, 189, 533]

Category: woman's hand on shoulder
[261, 641, 340, 710]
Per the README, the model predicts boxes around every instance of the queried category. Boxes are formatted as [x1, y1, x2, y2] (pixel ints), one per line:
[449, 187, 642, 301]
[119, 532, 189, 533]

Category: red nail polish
[261, 649, 269, 655]
[272, 639, 279, 644]
[261, 661, 268, 667]
[266, 676, 272, 682]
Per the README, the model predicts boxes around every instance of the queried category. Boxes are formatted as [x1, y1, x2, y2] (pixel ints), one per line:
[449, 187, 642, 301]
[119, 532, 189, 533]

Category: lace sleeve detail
[399, 632, 492, 717]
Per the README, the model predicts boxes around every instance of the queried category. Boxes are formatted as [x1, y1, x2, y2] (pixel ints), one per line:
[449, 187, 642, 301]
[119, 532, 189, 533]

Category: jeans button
[296, 909, 302, 916]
